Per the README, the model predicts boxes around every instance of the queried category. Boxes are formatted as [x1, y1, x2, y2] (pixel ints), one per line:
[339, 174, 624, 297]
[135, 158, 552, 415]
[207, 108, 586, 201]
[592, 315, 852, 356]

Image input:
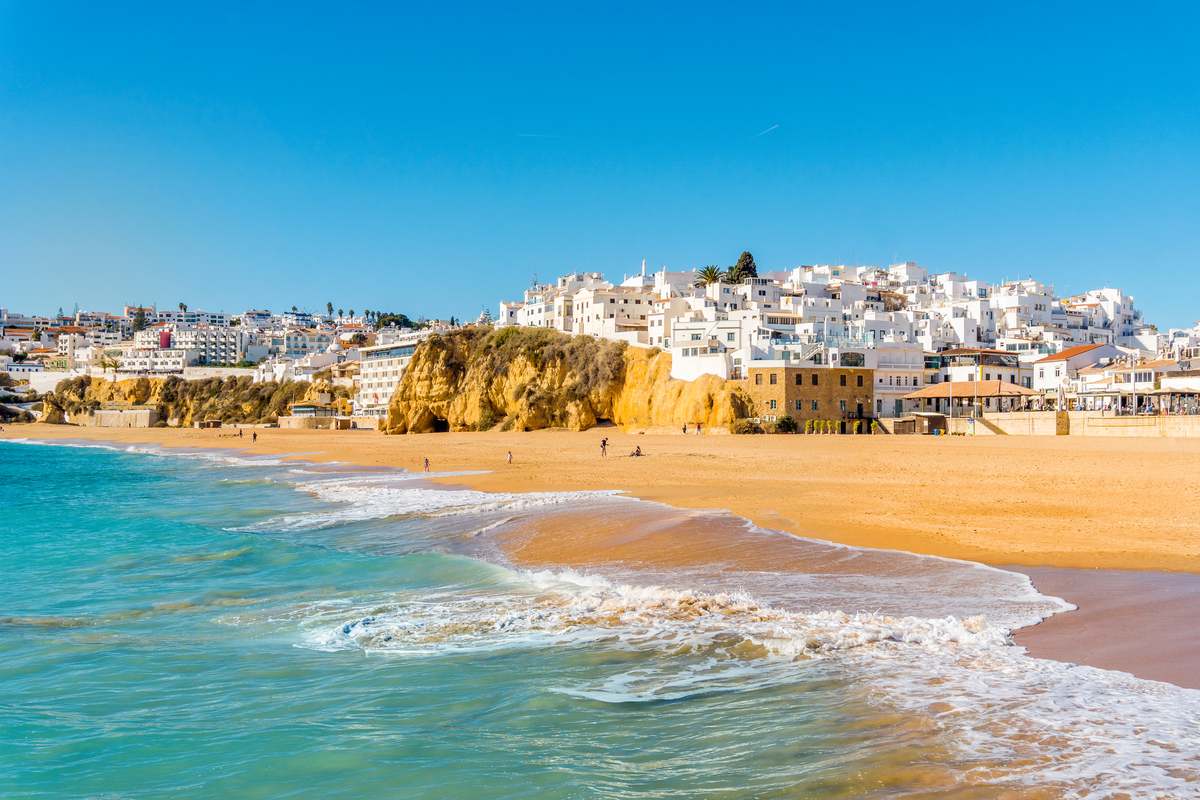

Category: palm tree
[178, 301, 188, 313]
[291, 305, 298, 313]
[326, 301, 334, 318]
[693, 265, 724, 287]
[337, 308, 344, 319]
[348, 309, 355, 319]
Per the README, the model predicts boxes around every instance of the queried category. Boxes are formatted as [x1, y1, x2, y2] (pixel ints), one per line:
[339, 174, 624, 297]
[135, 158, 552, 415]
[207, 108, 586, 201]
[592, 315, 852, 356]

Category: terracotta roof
[1108, 359, 1178, 372]
[902, 380, 1038, 400]
[1035, 343, 1102, 363]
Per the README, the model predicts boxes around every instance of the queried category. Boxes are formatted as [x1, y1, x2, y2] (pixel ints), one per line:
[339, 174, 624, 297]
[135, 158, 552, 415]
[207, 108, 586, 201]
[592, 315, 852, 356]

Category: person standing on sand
[423, 457, 430, 473]
[696, 422, 702, 435]
[682, 423, 687, 435]
[251, 431, 257, 443]
[600, 438, 608, 458]
[507, 451, 513, 465]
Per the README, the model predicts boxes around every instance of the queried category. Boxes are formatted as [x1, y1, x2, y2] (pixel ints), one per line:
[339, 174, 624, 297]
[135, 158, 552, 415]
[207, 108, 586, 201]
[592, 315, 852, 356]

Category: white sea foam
[297, 566, 1200, 797]
[235, 473, 626, 531]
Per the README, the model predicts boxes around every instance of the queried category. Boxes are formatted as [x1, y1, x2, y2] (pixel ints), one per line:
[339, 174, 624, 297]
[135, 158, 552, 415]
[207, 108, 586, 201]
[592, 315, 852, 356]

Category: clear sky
[2, 2, 1198, 327]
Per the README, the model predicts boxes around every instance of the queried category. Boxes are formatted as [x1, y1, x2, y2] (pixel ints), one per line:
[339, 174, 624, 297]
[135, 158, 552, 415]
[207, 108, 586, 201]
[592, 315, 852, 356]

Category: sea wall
[948, 410, 1200, 438]
[384, 327, 754, 434]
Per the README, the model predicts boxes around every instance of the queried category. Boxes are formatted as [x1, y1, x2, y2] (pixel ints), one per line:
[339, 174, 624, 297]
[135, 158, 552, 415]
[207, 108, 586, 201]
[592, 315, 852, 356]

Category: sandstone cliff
[383, 327, 753, 433]
[41, 375, 351, 427]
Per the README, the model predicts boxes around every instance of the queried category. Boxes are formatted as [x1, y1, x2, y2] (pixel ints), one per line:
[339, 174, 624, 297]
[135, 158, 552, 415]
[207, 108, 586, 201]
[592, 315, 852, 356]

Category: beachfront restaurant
[901, 380, 1039, 416]
[1073, 371, 1200, 415]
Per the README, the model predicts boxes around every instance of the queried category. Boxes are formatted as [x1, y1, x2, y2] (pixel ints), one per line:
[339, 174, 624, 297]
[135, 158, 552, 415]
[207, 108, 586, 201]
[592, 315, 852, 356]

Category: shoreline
[3, 424, 1198, 689]
[5, 424, 1197, 572]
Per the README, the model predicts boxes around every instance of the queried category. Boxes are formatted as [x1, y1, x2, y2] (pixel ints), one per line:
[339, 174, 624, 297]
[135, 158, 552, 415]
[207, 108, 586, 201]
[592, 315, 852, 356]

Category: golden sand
[6, 424, 1198, 573]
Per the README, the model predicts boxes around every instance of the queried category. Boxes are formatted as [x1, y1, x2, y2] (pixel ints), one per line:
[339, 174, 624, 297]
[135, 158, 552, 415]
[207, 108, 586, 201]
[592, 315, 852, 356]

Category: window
[795, 374, 802, 385]
[811, 373, 819, 386]
[857, 375, 864, 387]
[811, 400, 819, 411]
[754, 373, 762, 385]
[769, 399, 777, 410]
[839, 374, 847, 387]
[769, 373, 777, 385]
[726, 332, 735, 342]
[839, 400, 847, 412]
[795, 399, 803, 410]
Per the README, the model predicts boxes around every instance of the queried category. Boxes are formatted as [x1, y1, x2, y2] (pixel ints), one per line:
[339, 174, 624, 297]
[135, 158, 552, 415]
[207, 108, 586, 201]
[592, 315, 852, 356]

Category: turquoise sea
[2, 439, 1197, 798]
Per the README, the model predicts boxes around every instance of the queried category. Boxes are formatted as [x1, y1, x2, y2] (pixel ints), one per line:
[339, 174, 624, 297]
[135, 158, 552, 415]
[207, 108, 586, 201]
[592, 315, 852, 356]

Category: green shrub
[871, 420, 881, 434]
[774, 415, 798, 434]
[732, 418, 765, 435]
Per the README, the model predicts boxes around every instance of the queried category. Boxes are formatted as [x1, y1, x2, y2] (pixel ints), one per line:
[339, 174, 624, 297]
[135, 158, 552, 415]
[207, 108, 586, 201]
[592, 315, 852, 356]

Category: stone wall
[948, 410, 1200, 438]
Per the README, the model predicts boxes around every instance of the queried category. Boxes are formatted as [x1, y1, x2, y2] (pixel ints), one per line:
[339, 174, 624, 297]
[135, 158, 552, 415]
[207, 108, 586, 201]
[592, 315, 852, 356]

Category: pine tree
[727, 251, 758, 283]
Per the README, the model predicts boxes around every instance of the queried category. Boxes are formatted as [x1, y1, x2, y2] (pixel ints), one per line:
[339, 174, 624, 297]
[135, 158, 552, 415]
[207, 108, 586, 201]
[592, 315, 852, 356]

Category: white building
[1032, 343, 1123, 394]
[117, 348, 197, 376]
[495, 261, 1162, 414]
[355, 331, 433, 418]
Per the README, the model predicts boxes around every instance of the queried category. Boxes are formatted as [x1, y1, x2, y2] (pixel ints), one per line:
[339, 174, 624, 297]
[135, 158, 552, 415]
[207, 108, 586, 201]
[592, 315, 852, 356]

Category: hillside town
[0, 304, 461, 424]
[4, 255, 1200, 430]
[496, 255, 1200, 425]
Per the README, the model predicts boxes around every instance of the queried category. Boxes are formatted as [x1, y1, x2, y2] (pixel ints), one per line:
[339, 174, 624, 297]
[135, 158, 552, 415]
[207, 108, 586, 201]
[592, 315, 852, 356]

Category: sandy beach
[5, 424, 1199, 689]
[7, 424, 1197, 572]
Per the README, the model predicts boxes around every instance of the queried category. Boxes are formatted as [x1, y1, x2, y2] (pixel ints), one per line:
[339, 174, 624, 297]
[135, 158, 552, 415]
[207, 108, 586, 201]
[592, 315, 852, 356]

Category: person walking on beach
[600, 438, 608, 458]
[251, 431, 257, 443]
[238, 429, 244, 439]
[423, 457, 430, 473]
[696, 422, 702, 435]
[506, 450, 513, 465]
[682, 423, 687, 435]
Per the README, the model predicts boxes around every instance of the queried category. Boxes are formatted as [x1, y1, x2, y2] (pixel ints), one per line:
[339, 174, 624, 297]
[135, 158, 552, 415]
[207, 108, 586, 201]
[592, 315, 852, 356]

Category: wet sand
[1013, 567, 1200, 689]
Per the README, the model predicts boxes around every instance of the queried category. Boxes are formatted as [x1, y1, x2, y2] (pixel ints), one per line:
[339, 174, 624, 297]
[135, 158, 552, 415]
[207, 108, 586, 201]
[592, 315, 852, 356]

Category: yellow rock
[41, 375, 347, 427]
[384, 327, 753, 434]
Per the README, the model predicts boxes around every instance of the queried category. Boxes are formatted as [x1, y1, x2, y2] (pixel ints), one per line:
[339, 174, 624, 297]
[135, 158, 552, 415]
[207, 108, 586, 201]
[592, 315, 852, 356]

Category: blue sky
[2, 2, 1198, 327]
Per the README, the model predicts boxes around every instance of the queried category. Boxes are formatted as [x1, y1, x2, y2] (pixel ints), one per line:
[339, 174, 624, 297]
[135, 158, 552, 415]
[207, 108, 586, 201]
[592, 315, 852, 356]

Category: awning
[902, 380, 1039, 401]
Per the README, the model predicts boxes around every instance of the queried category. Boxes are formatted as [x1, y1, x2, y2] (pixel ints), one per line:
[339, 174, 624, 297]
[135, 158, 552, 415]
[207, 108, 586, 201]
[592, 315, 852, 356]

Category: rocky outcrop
[40, 375, 351, 427]
[383, 327, 753, 434]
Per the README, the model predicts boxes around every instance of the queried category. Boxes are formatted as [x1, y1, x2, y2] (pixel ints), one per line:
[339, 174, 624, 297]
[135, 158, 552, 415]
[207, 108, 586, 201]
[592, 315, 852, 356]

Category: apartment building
[117, 348, 197, 375]
[354, 331, 432, 417]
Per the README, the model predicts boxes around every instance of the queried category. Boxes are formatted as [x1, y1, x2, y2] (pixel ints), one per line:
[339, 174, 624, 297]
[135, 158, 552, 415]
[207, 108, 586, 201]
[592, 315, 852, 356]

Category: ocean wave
[297, 567, 1200, 797]
[233, 474, 626, 531]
